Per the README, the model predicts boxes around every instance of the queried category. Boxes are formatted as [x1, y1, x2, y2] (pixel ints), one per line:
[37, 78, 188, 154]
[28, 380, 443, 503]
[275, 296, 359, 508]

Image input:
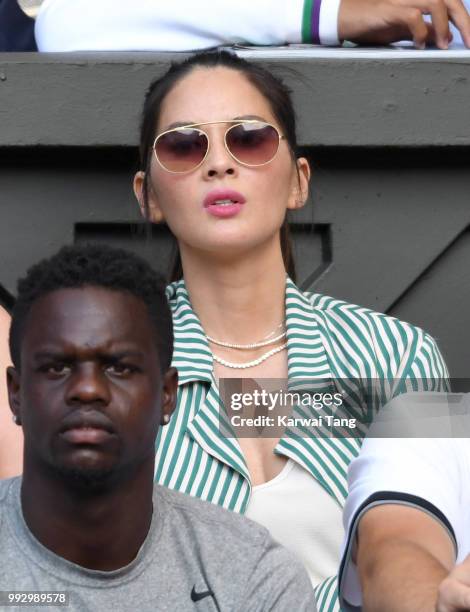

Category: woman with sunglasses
[132, 51, 448, 611]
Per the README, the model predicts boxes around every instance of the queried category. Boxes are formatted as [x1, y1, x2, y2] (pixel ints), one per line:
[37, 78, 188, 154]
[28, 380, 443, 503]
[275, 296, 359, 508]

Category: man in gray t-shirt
[1, 244, 316, 612]
[1, 477, 313, 611]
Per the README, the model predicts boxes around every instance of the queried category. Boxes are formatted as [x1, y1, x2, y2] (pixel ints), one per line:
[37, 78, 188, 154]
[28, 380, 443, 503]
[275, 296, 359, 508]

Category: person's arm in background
[339, 426, 470, 611]
[34, 0, 470, 51]
[350, 337, 455, 611]
[357, 504, 455, 611]
[0, 307, 23, 479]
[358, 507, 470, 612]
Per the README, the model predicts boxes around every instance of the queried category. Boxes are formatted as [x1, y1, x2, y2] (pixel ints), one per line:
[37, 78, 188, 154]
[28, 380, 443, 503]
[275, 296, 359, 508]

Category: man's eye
[106, 364, 134, 376]
[45, 363, 70, 375]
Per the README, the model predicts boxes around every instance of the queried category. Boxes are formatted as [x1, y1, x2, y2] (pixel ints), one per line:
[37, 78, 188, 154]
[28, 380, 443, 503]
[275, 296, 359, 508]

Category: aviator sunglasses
[153, 119, 285, 174]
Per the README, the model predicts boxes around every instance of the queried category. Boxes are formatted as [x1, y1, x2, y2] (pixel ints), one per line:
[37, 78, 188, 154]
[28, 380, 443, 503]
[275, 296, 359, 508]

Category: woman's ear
[133, 171, 165, 223]
[287, 157, 311, 211]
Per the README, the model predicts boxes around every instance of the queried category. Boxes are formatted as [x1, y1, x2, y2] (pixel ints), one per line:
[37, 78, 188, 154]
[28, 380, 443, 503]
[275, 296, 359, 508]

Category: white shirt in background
[339, 392, 470, 611]
[35, 0, 341, 51]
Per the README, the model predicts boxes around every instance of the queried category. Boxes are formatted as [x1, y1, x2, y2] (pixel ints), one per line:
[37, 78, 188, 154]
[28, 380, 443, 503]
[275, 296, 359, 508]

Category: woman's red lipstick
[203, 189, 245, 218]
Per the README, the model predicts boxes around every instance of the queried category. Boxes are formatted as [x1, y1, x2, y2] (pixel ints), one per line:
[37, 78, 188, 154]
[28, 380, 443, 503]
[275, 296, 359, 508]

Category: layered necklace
[207, 323, 287, 369]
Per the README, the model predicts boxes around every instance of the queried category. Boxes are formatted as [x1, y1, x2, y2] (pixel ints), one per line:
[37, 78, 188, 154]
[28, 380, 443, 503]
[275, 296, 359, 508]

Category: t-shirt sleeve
[338, 418, 466, 611]
[241, 535, 317, 611]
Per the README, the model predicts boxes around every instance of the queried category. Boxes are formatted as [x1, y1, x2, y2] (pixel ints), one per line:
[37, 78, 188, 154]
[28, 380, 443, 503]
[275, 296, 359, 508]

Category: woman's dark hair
[138, 50, 300, 282]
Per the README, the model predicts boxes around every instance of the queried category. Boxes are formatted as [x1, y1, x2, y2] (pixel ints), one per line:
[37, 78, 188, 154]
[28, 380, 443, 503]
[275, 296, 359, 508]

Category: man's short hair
[9, 243, 173, 372]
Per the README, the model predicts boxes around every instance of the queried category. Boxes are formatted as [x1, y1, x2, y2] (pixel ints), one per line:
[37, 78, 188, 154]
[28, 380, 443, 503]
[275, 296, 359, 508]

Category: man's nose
[65, 363, 110, 406]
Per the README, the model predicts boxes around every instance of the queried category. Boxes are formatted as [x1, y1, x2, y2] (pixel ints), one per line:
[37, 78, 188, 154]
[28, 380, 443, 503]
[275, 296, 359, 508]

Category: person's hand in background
[338, 0, 470, 48]
[437, 555, 470, 612]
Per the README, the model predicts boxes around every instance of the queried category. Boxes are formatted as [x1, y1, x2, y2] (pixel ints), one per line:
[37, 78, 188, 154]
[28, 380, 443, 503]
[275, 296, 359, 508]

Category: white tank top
[245, 459, 343, 586]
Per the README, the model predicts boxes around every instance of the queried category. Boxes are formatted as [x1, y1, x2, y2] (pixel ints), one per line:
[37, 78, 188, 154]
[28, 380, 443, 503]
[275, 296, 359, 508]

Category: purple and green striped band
[302, 0, 323, 45]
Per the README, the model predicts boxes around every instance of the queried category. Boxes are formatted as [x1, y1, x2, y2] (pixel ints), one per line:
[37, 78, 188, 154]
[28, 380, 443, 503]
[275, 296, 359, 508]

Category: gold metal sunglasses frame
[152, 119, 285, 174]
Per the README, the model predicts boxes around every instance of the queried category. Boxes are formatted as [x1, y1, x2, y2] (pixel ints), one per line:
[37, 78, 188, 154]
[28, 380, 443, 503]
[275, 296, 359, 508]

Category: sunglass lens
[226, 123, 280, 166]
[155, 129, 208, 172]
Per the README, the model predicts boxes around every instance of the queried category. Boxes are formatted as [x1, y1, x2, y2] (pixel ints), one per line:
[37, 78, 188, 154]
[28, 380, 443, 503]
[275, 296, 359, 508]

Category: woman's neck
[180, 243, 287, 345]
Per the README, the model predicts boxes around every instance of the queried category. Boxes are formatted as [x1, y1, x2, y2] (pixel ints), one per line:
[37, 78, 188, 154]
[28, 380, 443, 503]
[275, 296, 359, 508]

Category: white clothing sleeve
[339, 393, 470, 611]
[319, 0, 341, 45]
[36, 0, 343, 52]
[36, 0, 307, 52]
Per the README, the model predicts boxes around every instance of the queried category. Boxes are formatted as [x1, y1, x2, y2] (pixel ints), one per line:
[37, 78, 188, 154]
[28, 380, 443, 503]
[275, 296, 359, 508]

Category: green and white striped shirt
[156, 277, 448, 611]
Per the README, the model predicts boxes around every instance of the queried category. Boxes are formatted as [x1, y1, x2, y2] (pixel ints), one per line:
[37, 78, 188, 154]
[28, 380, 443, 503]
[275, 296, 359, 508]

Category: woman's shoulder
[304, 289, 425, 335]
[303, 290, 447, 379]
[301, 289, 443, 364]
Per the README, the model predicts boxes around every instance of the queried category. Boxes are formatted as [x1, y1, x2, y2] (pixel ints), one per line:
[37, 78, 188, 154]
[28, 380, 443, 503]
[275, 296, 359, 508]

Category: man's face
[8, 287, 176, 487]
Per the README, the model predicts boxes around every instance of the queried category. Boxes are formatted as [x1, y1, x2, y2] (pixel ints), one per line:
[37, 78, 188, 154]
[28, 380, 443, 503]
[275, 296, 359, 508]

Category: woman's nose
[203, 131, 237, 179]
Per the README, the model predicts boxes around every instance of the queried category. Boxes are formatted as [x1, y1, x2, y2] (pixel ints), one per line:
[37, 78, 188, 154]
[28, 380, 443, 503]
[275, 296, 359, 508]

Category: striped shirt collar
[166, 280, 213, 385]
[166, 277, 361, 504]
[167, 276, 331, 385]
[166, 276, 337, 489]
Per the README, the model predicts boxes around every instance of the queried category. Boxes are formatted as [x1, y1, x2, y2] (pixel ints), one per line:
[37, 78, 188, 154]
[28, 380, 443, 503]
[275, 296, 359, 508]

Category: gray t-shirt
[0, 478, 316, 611]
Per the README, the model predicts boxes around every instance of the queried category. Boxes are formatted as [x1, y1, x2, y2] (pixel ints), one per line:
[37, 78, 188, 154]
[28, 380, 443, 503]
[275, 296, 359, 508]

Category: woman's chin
[183, 233, 281, 264]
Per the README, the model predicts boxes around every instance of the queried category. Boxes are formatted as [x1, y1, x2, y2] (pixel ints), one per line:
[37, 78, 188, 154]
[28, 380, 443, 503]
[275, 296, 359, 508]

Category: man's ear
[7, 366, 21, 426]
[287, 157, 311, 211]
[160, 367, 178, 426]
[133, 171, 165, 224]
